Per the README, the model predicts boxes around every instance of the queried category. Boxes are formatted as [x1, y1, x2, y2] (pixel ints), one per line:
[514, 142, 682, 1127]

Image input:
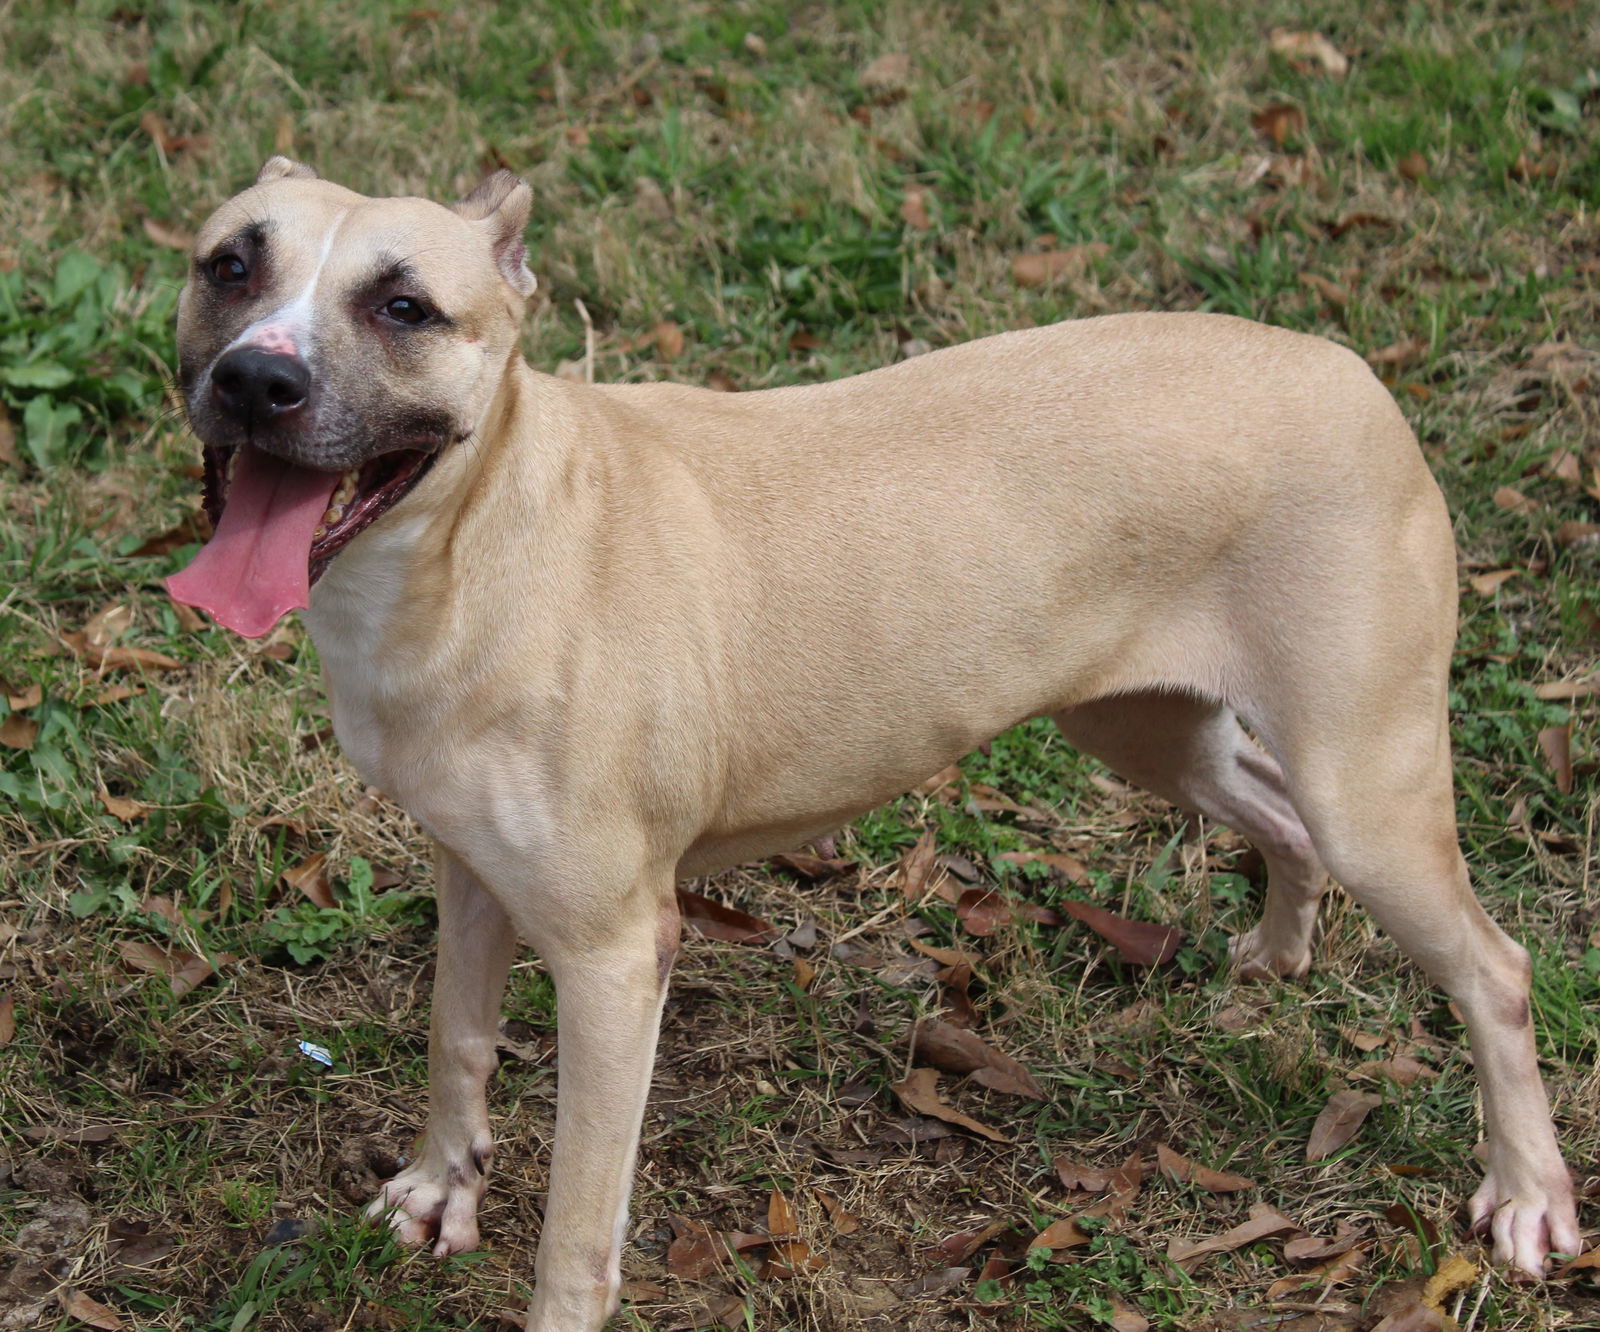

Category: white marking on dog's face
[219, 215, 348, 362]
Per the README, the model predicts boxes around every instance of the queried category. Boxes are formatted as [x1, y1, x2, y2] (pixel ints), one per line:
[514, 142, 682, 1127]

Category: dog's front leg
[368, 845, 518, 1254]
[524, 883, 679, 1332]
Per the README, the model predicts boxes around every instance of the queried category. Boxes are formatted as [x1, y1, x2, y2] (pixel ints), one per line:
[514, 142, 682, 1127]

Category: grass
[1, 0, 1597, 1329]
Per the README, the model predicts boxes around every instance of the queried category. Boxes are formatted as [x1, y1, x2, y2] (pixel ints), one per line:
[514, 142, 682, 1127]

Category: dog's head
[168, 159, 534, 635]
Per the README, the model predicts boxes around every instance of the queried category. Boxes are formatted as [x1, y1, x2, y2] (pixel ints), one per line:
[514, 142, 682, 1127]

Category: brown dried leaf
[767, 1188, 798, 1239]
[937, 1218, 1010, 1263]
[1554, 520, 1600, 548]
[1351, 1055, 1436, 1087]
[0, 407, 15, 467]
[0, 993, 14, 1046]
[1030, 1216, 1092, 1250]
[1371, 1304, 1451, 1332]
[282, 852, 336, 909]
[0, 713, 38, 750]
[1266, 1246, 1365, 1298]
[705, 369, 738, 392]
[1300, 272, 1351, 306]
[1054, 1157, 1115, 1193]
[7, 682, 43, 709]
[899, 826, 938, 900]
[792, 957, 816, 991]
[133, 512, 209, 558]
[1155, 1143, 1256, 1193]
[859, 52, 912, 92]
[142, 217, 195, 250]
[889, 1066, 1009, 1142]
[1469, 569, 1518, 598]
[1060, 899, 1182, 965]
[676, 886, 779, 944]
[1108, 1301, 1150, 1332]
[59, 1291, 123, 1331]
[956, 888, 1004, 936]
[85, 603, 133, 650]
[1555, 1245, 1600, 1276]
[1538, 723, 1573, 794]
[1306, 1089, 1381, 1162]
[814, 1190, 860, 1234]
[1166, 1201, 1302, 1268]
[1397, 152, 1429, 181]
[996, 849, 1089, 883]
[901, 185, 932, 231]
[1492, 485, 1539, 515]
[1010, 243, 1109, 287]
[1284, 1221, 1363, 1263]
[1251, 102, 1306, 146]
[19, 1122, 119, 1143]
[762, 1237, 825, 1278]
[911, 1018, 1045, 1099]
[652, 320, 686, 361]
[1268, 30, 1350, 78]
[98, 790, 149, 822]
[1365, 337, 1427, 368]
[771, 850, 854, 880]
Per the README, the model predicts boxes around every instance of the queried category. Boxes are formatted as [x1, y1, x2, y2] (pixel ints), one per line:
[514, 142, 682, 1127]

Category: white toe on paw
[1471, 1173, 1582, 1278]
[366, 1160, 486, 1255]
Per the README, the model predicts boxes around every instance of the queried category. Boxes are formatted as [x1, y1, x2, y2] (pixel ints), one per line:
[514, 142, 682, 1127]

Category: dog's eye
[209, 254, 249, 284]
[383, 297, 432, 326]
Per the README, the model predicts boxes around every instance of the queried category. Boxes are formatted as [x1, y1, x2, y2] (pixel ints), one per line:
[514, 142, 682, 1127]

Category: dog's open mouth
[168, 442, 437, 639]
[200, 443, 436, 582]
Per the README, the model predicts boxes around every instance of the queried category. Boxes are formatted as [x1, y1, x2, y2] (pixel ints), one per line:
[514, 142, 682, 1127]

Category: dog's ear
[255, 156, 319, 185]
[454, 170, 536, 299]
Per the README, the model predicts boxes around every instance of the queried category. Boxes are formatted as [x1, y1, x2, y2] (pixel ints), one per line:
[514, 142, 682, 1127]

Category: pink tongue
[167, 444, 343, 638]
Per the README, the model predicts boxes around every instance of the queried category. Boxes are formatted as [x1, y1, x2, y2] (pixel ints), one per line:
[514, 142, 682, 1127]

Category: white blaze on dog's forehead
[221, 209, 350, 358]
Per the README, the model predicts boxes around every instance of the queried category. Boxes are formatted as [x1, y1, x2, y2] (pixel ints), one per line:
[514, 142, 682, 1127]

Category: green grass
[2, 1, 1597, 1330]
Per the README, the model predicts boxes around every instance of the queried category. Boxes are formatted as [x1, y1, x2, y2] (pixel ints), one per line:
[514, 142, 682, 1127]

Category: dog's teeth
[313, 524, 327, 540]
[226, 451, 239, 484]
[322, 504, 344, 525]
[334, 471, 358, 506]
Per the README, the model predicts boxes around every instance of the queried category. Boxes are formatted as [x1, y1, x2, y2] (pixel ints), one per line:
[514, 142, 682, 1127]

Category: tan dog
[167, 159, 1580, 1330]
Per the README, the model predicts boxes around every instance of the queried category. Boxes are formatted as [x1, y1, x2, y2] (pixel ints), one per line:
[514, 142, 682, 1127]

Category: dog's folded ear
[455, 170, 537, 300]
[255, 156, 319, 184]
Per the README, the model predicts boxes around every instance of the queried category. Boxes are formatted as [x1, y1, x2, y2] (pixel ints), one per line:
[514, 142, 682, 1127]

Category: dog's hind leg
[1052, 690, 1328, 978]
[368, 845, 519, 1254]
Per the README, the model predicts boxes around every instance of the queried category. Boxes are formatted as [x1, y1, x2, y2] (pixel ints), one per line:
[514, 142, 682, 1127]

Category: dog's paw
[366, 1139, 491, 1257]
[1469, 1171, 1583, 1279]
[1226, 926, 1312, 981]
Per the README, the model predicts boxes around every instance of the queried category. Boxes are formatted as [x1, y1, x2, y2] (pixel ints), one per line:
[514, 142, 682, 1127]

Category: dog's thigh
[1052, 690, 1327, 976]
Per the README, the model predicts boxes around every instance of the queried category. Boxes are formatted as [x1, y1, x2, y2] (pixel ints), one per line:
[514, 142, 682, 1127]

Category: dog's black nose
[210, 348, 311, 423]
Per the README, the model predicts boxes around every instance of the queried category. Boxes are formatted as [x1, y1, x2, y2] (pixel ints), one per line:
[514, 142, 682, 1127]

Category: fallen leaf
[1306, 1089, 1381, 1162]
[85, 603, 133, 650]
[997, 849, 1089, 883]
[956, 888, 1005, 936]
[792, 957, 816, 990]
[1554, 520, 1600, 548]
[1300, 272, 1351, 306]
[619, 1278, 666, 1302]
[676, 887, 779, 943]
[898, 826, 938, 899]
[902, 1266, 970, 1297]
[906, 938, 973, 967]
[1054, 1158, 1115, 1193]
[1060, 899, 1182, 965]
[705, 369, 738, 392]
[97, 791, 147, 822]
[1030, 1216, 1092, 1250]
[915, 763, 963, 797]
[1421, 1252, 1478, 1308]
[937, 1218, 1011, 1262]
[889, 1066, 1009, 1142]
[814, 1190, 859, 1234]
[7, 682, 42, 709]
[1108, 1300, 1150, 1332]
[0, 993, 14, 1045]
[283, 852, 336, 909]
[132, 512, 209, 557]
[1166, 1201, 1302, 1269]
[0, 713, 38, 750]
[859, 52, 912, 93]
[653, 320, 686, 361]
[1370, 1303, 1451, 1332]
[1266, 1246, 1365, 1298]
[767, 1188, 798, 1239]
[771, 850, 855, 879]
[788, 327, 822, 352]
[1555, 1245, 1600, 1276]
[1155, 1143, 1256, 1193]
[1284, 1222, 1364, 1262]
[901, 185, 932, 230]
[1397, 151, 1429, 181]
[19, 1122, 119, 1143]
[911, 1018, 1045, 1099]
[1538, 723, 1573, 794]
[58, 1291, 123, 1331]
[1365, 337, 1427, 368]
[1351, 1055, 1436, 1087]
[1251, 102, 1306, 146]
[0, 407, 15, 466]
[1468, 569, 1518, 598]
[1010, 243, 1109, 287]
[1327, 211, 1394, 238]
[1269, 29, 1350, 77]
[1492, 485, 1538, 515]
[762, 1236, 825, 1278]
[142, 217, 194, 250]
